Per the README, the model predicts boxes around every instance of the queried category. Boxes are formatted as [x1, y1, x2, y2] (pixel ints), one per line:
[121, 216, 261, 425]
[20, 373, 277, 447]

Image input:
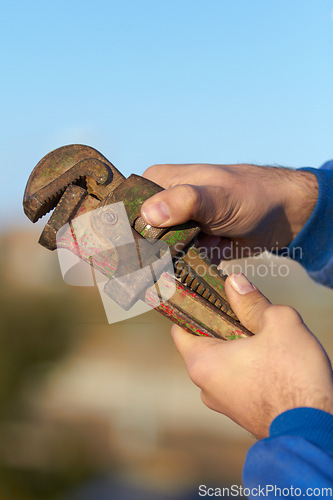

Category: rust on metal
[38, 184, 87, 250]
[22, 144, 254, 340]
[23, 145, 125, 223]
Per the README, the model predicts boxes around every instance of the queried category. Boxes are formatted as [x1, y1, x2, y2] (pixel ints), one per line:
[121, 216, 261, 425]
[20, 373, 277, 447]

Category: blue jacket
[243, 162, 333, 497]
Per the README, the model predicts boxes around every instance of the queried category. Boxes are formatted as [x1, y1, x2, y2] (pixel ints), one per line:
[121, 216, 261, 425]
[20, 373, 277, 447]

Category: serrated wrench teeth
[23, 158, 111, 223]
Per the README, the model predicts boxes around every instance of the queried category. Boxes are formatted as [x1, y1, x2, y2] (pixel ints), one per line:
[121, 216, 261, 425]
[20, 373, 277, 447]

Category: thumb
[225, 273, 271, 333]
[141, 184, 213, 227]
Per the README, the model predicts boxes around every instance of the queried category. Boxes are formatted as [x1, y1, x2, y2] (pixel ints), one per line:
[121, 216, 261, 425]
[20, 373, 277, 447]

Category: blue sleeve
[243, 408, 333, 498]
[287, 161, 333, 287]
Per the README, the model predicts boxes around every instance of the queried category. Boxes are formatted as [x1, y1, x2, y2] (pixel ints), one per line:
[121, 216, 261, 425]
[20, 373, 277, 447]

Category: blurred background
[1, 1, 333, 498]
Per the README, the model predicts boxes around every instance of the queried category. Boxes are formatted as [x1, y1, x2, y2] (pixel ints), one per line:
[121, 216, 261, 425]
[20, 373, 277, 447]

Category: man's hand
[141, 163, 318, 257]
[140, 162, 331, 438]
[171, 273, 333, 439]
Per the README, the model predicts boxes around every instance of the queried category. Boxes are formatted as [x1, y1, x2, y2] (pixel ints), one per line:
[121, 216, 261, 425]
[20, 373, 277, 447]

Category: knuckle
[186, 350, 214, 388]
[187, 358, 204, 387]
[142, 164, 164, 179]
[245, 297, 268, 323]
[262, 304, 302, 327]
[200, 391, 215, 411]
[174, 184, 202, 216]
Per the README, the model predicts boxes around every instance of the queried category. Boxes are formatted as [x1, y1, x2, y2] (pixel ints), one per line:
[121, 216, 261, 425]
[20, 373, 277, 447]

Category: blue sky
[1, 0, 333, 228]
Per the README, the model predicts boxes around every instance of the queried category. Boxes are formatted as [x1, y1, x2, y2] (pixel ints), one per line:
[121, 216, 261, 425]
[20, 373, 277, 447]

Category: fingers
[170, 324, 208, 365]
[142, 163, 208, 188]
[142, 164, 187, 188]
[225, 273, 271, 333]
[170, 325, 219, 386]
[141, 184, 216, 228]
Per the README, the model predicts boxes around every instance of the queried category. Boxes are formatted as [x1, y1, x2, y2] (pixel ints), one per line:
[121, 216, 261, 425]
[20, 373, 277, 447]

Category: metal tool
[23, 144, 253, 340]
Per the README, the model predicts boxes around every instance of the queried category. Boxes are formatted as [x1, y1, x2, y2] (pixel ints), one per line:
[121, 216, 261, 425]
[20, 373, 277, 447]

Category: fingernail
[229, 273, 256, 295]
[141, 202, 171, 226]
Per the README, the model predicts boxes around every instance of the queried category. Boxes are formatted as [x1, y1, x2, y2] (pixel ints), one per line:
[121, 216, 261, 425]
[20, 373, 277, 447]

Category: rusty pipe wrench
[23, 144, 253, 340]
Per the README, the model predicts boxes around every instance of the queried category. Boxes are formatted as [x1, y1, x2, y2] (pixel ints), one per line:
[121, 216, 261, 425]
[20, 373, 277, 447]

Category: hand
[171, 273, 333, 439]
[141, 163, 318, 258]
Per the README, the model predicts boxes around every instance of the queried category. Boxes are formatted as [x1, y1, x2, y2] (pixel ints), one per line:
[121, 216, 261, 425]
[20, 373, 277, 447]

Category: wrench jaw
[23, 145, 125, 250]
[24, 144, 124, 207]
[24, 159, 113, 221]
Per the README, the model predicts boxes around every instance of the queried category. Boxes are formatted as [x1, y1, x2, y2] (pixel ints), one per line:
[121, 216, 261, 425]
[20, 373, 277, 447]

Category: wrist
[281, 169, 318, 244]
